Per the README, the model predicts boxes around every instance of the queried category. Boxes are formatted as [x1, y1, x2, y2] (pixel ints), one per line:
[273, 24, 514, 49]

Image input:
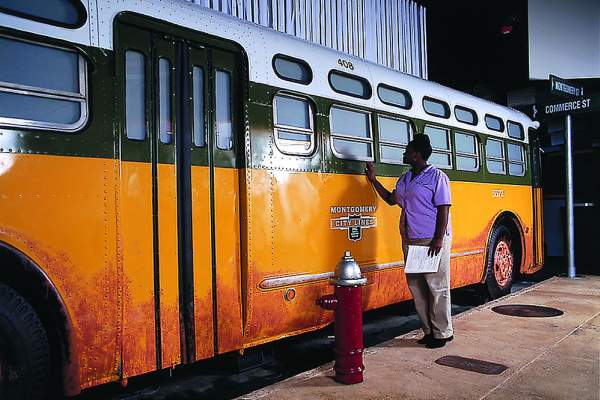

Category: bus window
[328, 71, 371, 99]
[378, 115, 411, 164]
[273, 94, 314, 155]
[273, 55, 312, 84]
[455, 131, 479, 172]
[423, 97, 450, 118]
[192, 66, 205, 147]
[125, 50, 146, 140]
[158, 58, 173, 144]
[0, 0, 86, 28]
[215, 70, 232, 150]
[424, 125, 452, 168]
[486, 138, 506, 174]
[507, 143, 526, 176]
[454, 106, 477, 125]
[0, 36, 88, 132]
[330, 106, 372, 161]
[507, 121, 524, 140]
[377, 84, 411, 109]
[485, 114, 504, 132]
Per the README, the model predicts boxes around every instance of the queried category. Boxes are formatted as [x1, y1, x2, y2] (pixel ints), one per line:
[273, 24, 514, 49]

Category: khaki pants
[403, 235, 453, 339]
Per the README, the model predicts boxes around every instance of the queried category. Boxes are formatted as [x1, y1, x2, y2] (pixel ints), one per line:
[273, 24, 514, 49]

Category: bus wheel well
[490, 212, 524, 276]
[0, 243, 75, 397]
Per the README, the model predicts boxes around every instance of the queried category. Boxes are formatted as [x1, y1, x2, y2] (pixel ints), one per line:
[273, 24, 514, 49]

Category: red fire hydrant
[316, 251, 368, 384]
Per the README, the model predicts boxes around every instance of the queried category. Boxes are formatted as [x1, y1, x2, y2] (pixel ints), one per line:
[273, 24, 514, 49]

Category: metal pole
[565, 114, 576, 278]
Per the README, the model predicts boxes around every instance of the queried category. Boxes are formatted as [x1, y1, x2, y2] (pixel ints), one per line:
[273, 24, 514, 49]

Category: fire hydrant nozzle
[316, 250, 367, 385]
[315, 294, 338, 310]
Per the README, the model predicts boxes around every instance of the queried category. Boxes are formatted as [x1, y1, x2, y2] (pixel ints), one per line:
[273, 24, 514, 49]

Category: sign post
[564, 114, 575, 278]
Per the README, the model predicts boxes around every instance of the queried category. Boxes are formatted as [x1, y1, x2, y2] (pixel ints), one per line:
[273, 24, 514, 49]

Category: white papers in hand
[404, 245, 441, 273]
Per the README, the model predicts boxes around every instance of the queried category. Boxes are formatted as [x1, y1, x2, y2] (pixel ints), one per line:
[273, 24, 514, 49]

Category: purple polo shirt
[394, 165, 452, 239]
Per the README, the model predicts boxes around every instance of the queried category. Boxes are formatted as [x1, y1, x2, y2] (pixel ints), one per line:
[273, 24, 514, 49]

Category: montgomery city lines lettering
[329, 205, 377, 241]
[330, 205, 377, 214]
[330, 215, 376, 229]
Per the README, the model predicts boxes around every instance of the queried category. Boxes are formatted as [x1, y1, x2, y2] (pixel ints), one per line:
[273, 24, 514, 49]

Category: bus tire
[0, 282, 50, 400]
[484, 225, 516, 299]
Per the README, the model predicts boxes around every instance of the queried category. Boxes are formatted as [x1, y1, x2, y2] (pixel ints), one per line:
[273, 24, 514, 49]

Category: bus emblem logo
[330, 205, 377, 241]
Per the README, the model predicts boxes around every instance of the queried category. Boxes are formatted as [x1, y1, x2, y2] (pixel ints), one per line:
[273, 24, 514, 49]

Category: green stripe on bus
[0, 28, 533, 187]
[248, 82, 532, 185]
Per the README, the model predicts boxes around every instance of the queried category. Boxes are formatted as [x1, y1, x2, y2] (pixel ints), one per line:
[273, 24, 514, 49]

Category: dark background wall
[422, 0, 529, 102]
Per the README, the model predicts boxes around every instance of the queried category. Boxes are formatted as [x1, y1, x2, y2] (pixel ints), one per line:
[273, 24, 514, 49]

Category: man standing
[366, 134, 453, 348]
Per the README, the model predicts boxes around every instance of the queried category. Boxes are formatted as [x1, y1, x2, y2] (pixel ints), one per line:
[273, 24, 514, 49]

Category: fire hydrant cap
[330, 250, 368, 286]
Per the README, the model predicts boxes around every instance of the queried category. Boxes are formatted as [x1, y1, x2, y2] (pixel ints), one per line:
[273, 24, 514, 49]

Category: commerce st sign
[532, 94, 600, 120]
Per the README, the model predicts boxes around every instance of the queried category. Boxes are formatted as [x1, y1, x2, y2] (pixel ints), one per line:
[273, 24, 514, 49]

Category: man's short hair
[407, 134, 433, 160]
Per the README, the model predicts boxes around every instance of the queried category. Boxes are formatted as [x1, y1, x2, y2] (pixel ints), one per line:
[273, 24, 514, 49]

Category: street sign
[542, 76, 589, 279]
[532, 94, 600, 121]
[550, 75, 583, 98]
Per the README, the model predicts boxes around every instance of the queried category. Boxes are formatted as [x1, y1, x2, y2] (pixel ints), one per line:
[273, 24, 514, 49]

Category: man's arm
[428, 205, 450, 257]
[365, 162, 396, 206]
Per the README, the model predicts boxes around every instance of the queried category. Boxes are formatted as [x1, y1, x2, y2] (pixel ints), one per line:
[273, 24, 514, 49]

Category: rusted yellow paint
[0, 155, 540, 392]
[156, 163, 181, 368]
[119, 160, 157, 379]
[214, 167, 244, 354]
[191, 166, 215, 361]
[0, 154, 121, 388]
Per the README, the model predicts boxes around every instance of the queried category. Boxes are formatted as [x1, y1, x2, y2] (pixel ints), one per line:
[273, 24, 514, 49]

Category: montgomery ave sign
[531, 94, 600, 121]
[550, 74, 584, 98]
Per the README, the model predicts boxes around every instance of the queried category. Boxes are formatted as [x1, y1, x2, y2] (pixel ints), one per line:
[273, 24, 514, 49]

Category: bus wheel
[0, 283, 50, 400]
[484, 225, 515, 299]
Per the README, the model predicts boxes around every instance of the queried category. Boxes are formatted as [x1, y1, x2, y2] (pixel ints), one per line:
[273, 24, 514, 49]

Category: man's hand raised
[365, 161, 376, 182]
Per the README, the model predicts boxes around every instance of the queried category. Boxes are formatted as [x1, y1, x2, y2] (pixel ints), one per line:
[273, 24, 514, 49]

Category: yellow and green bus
[0, 1, 543, 398]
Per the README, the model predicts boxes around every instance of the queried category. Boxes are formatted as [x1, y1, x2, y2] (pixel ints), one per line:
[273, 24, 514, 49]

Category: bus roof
[0, 0, 538, 141]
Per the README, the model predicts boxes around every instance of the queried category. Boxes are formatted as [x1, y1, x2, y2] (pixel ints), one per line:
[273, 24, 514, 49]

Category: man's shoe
[426, 336, 453, 349]
[417, 333, 433, 345]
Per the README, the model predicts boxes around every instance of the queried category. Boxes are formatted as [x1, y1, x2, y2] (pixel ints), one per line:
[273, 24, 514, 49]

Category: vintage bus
[0, 1, 543, 398]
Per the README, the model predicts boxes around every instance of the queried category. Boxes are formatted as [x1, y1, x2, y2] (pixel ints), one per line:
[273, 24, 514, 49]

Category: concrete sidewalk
[238, 277, 600, 400]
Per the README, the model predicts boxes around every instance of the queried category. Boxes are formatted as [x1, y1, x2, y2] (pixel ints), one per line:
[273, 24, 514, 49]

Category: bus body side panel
[156, 162, 182, 367]
[532, 187, 544, 271]
[242, 168, 537, 346]
[520, 191, 536, 275]
[214, 167, 244, 354]
[243, 169, 412, 346]
[242, 168, 333, 347]
[191, 165, 215, 360]
[119, 161, 158, 378]
[0, 154, 121, 388]
[451, 181, 535, 281]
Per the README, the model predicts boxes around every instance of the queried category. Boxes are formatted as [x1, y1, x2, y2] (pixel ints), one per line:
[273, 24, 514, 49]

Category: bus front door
[117, 21, 244, 377]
